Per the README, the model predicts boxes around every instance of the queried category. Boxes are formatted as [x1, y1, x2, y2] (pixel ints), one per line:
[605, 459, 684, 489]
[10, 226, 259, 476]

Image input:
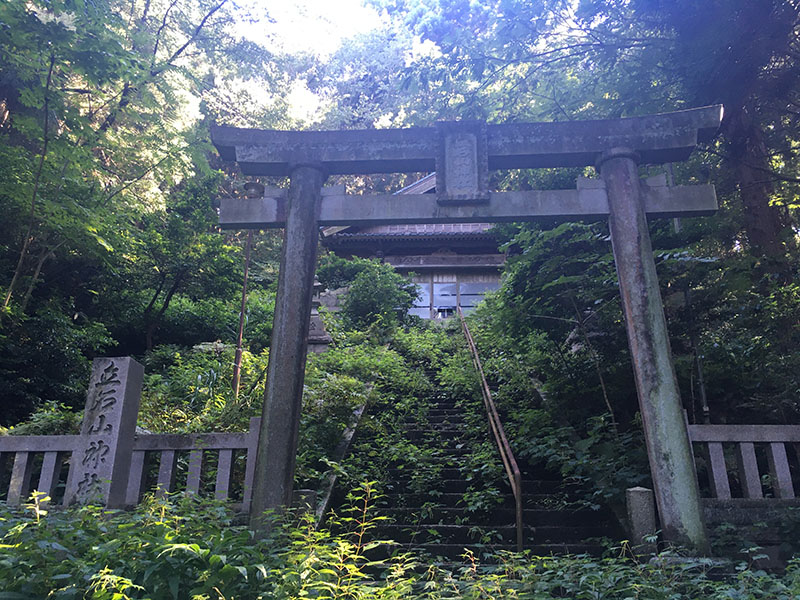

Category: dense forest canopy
[1, 0, 799, 440]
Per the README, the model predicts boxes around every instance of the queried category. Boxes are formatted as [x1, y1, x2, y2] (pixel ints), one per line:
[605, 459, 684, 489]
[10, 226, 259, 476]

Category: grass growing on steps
[332, 323, 622, 559]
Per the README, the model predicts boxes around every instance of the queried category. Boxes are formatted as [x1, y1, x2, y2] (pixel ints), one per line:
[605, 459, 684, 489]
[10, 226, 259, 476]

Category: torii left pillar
[250, 164, 324, 533]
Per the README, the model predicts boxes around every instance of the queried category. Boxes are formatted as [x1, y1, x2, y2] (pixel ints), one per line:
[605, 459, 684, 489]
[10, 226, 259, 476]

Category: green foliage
[0, 0, 290, 425]
[317, 255, 418, 333]
[341, 262, 418, 332]
[518, 411, 650, 512]
[136, 334, 427, 490]
[391, 323, 461, 372]
[1, 489, 800, 598]
[311, 332, 430, 398]
[0, 305, 114, 425]
[317, 254, 373, 290]
[243, 289, 276, 354]
[296, 373, 371, 488]
[138, 345, 269, 434]
[0, 402, 81, 436]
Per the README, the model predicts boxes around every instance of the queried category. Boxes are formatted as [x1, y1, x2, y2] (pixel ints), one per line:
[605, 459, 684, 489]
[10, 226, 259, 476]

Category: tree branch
[705, 147, 800, 185]
[150, 0, 181, 69]
[101, 142, 195, 206]
[151, 0, 229, 76]
[4, 53, 56, 312]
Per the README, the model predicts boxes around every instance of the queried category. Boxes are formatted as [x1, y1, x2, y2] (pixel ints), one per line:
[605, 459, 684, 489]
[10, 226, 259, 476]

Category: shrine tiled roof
[325, 222, 495, 242]
[350, 223, 491, 235]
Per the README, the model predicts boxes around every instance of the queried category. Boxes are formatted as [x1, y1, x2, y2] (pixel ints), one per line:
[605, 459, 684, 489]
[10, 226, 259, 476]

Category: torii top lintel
[211, 105, 722, 177]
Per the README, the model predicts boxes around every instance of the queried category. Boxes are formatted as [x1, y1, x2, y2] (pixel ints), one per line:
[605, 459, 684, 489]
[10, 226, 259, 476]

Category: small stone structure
[626, 486, 658, 554]
[64, 357, 142, 507]
[308, 278, 332, 353]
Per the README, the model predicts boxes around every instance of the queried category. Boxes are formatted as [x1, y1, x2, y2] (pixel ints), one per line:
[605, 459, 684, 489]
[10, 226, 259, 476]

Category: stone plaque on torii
[211, 106, 723, 552]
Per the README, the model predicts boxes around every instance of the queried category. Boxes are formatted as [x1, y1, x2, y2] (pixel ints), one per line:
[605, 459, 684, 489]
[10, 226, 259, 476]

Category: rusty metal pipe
[458, 307, 524, 552]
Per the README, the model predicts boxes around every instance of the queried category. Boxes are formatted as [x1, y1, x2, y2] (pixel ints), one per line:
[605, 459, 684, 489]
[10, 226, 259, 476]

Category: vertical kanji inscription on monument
[64, 357, 143, 507]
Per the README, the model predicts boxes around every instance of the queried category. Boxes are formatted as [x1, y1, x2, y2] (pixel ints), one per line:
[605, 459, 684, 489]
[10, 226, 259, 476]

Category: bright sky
[234, 0, 386, 121]
[251, 0, 385, 56]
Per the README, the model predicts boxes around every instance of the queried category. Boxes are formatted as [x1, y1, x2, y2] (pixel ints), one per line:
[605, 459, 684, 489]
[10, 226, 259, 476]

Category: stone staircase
[338, 384, 621, 561]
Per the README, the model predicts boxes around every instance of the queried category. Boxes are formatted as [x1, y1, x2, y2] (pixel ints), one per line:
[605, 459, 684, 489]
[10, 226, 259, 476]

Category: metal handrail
[457, 307, 524, 552]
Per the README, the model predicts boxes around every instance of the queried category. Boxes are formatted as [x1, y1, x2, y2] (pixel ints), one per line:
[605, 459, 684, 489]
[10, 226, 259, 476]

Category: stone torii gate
[211, 106, 723, 552]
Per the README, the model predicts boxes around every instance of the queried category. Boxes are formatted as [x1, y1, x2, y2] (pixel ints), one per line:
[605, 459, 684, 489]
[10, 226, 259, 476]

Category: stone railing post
[627, 486, 658, 555]
[64, 357, 143, 508]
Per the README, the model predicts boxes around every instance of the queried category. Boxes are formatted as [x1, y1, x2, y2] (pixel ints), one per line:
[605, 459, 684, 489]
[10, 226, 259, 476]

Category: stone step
[373, 523, 612, 545]
[385, 477, 569, 495]
[364, 446, 470, 459]
[437, 447, 470, 456]
[405, 429, 468, 441]
[426, 402, 461, 411]
[403, 416, 465, 426]
[401, 424, 466, 433]
[387, 467, 463, 479]
[385, 478, 470, 493]
[425, 408, 463, 416]
[380, 507, 615, 527]
[364, 541, 606, 561]
[379, 491, 558, 508]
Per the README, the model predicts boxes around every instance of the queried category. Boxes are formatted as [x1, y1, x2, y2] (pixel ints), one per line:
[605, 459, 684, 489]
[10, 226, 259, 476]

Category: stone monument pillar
[64, 357, 143, 508]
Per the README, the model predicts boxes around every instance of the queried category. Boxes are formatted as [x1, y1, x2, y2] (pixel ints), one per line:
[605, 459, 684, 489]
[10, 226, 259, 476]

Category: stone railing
[688, 424, 800, 500]
[0, 357, 259, 510]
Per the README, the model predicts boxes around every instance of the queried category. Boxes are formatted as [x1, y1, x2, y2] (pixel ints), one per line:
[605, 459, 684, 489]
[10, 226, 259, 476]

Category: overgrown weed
[1, 488, 799, 598]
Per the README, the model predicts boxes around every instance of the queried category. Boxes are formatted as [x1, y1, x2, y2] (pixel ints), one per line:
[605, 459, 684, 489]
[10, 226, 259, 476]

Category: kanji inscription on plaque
[436, 121, 489, 205]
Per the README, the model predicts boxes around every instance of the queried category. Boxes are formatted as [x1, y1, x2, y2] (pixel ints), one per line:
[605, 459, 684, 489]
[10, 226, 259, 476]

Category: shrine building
[321, 173, 504, 319]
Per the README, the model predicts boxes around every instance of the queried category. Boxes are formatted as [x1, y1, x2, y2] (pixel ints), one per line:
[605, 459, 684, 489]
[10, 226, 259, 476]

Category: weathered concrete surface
[435, 121, 489, 205]
[689, 424, 800, 442]
[219, 183, 717, 229]
[64, 357, 143, 508]
[689, 425, 800, 500]
[0, 434, 80, 452]
[250, 165, 325, 532]
[627, 486, 658, 555]
[599, 149, 709, 553]
[211, 106, 723, 176]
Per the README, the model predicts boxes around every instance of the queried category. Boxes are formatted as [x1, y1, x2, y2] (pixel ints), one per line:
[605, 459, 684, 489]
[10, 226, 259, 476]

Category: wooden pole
[250, 165, 324, 533]
[598, 148, 709, 553]
[232, 230, 253, 398]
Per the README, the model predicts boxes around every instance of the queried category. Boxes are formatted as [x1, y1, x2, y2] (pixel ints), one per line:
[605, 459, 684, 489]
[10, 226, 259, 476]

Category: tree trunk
[20, 242, 62, 314]
[723, 106, 788, 264]
[144, 270, 186, 352]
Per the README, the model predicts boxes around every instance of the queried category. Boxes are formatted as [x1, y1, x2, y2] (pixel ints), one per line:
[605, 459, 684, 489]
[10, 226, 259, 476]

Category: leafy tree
[332, 259, 418, 331]
[374, 0, 800, 264]
[116, 174, 241, 352]
[0, 0, 293, 424]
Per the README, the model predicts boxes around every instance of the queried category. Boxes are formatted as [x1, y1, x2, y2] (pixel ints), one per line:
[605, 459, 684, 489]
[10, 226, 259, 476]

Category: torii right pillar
[598, 148, 709, 553]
